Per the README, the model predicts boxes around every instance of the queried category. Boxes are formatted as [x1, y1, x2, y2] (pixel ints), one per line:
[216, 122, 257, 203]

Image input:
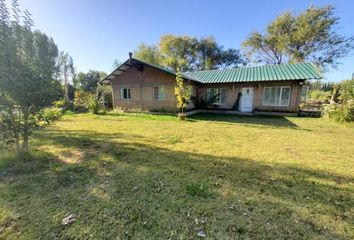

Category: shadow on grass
[189, 113, 300, 129]
[0, 129, 352, 239]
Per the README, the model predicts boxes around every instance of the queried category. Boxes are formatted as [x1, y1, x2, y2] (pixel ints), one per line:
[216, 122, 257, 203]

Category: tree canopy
[242, 5, 354, 70]
[0, 0, 60, 153]
[74, 70, 106, 93]
[134, 35, 244, 71]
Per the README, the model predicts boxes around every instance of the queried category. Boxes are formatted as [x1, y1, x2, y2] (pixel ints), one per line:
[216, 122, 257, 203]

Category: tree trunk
[64, 71, 69, 101]
[22, 108, 29, 153]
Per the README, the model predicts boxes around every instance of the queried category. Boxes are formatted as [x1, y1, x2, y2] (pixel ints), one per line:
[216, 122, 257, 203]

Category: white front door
[240, 87, 254, 112]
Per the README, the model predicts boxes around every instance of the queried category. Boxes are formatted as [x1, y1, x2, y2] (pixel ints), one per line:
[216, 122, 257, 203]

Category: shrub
[309, 90, 331, 102]
[74, 90, 93, 111]
[88, 97, 99, 114]
[42, 107, 63, 123]
[53, 99, 74, 111]
[324, 101, 354, 122]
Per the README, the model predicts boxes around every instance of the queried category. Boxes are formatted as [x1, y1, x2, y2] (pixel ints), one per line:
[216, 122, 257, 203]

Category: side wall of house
[198, 80, 302, 112]
[111, 65, 197, 112]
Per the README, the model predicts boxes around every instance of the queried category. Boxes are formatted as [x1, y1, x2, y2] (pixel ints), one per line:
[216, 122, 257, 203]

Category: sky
[15, 0, 354, 81]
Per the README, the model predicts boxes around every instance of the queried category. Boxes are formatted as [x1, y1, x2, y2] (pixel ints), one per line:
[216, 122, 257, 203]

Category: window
[207, 88, 227, 105]
[153, 86, 166, 100]
[262, 86, 291, 106]
[120, 88, 131, 100]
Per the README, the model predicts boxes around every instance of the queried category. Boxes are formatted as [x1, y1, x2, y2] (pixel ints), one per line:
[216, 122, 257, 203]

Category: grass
[0, 112, 353, 239]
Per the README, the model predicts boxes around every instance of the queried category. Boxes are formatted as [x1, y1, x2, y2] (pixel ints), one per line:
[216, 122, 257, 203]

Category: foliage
[97, 84, 113, 108]
[0, 0, 59, 154]
[74, 70, 106, 93]
[339, 79, 354, 101]
[57, 51, 75, 100]
[87, 96, 99, 114]
[41, 107, 63, 124]
[53, 99, 74, 111]
[324, 101, 354, 122]
[309, 90, 332, 102]
[134, 35, 244, 71]
[134, 43, 162, 65]
[73, 90, 92, 111]
[174, 69, 192, 116]
[309, 80, 334, 91]
[243, 5, 354, 70]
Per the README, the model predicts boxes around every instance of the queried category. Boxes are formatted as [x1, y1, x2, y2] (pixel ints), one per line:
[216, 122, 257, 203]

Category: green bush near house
[309, 90, 332, 102]
[324, 101, 354, 122]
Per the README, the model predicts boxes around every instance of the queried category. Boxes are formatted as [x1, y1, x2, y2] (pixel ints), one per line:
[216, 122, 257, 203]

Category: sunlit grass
[0, 112, 353, 239]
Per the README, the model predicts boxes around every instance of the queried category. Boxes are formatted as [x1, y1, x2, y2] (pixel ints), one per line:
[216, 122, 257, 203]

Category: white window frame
[207, 88, 227, 105]
[262, 86, 291, 107]
[120, 88, 131, 100]
[153, 86, 166, 100]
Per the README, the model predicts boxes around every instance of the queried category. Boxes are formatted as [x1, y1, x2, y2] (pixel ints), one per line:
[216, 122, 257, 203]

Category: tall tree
[243, 5, 354, 70]
[0, 0, 59, 153]
[159, 35, 199, 71]
[58, 51, 74, 101]
[74, 70, 106, 93]
[196, 36, 244, 70]
[134, 35, 244, 71]
[134, 43, 162, 65]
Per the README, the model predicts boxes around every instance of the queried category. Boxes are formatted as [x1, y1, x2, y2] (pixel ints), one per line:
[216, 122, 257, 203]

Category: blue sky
[17, 0, 354, 81]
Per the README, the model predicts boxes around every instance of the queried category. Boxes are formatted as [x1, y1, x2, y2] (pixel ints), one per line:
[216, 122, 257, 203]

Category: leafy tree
[134, 35, 244, 71]
[174, 69, 192, 119]
[339, 79, 354, 101]
[74, 70, 105, 93]
[57, 51, 74, 101]
[196, 36, 244, 70]
[0, 0, 59, 154]
[159, 35, 199, 71]
[243, 5, 354, 70]
[134, 43, 162, 65]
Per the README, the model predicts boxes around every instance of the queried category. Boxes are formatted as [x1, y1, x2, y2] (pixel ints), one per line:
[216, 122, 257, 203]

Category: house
[100, 53, 322, 113]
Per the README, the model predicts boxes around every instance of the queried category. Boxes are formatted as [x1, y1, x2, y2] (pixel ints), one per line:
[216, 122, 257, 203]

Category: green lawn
[0, 113, 353, 239]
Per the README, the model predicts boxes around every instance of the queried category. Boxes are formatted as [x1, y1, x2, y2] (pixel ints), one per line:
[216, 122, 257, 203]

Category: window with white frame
[153, 86, 166, 100]
[207, 88, 227, 105]
[120, 88, 131, 100]
[262, 86, 291, 106]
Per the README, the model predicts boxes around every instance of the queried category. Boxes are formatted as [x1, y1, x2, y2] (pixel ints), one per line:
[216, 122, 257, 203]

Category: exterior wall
[197, 80, 302, 112]
[111, 65, 197, 112]
[110, 64, 302, 113]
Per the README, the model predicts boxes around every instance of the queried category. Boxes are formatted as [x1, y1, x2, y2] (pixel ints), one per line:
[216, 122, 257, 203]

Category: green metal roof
[100, 58, 322, 85]
[184, 63, 322, 83]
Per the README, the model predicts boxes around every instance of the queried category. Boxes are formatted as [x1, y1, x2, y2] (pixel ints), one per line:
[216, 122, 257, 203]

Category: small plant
[166, 135, 182, 144]
[186, 182, 215, 198]
[175, 69, 192, 120]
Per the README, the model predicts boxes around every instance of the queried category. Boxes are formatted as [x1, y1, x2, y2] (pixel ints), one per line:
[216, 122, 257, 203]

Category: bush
[42, 107, 63, 123]
[88, 97, 99, 114]
[309, 90, 331, 102]
[53, 99, 74, 111]
[324, 101, 354, 122]
[74, 90, 93, 111]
